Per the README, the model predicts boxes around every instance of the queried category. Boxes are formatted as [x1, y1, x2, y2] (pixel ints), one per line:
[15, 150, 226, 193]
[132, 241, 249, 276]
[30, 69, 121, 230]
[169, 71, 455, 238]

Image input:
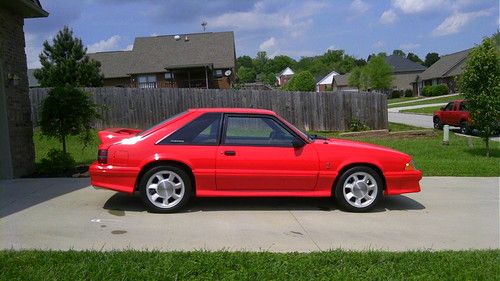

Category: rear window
[138, 111, 188, 136]
[159, 113, 222, 145]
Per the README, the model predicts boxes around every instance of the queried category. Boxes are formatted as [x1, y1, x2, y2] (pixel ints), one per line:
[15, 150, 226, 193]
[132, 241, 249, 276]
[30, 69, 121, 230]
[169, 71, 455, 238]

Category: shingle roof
[385, 54, 427, 73]
[87, 51, 134, 78]
[419, 49, 471, 80]
[316, 70, 340, 85]
[333, 73, 350, 86]
[88, 32, 236, 78]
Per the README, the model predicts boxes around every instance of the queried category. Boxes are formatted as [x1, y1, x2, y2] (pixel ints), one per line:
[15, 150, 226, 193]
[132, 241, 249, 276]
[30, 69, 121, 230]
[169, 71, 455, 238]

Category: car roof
[188, 108, 277, 115]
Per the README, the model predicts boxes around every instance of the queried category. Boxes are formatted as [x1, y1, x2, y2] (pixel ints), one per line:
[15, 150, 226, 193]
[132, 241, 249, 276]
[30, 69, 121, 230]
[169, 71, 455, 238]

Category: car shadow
[103, 193, 425, 213]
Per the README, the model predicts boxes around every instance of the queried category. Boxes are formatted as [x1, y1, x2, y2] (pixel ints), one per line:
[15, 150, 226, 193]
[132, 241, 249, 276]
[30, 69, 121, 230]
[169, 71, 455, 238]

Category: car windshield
[137, 111, 188, 136]
[279, 118, 327, 141]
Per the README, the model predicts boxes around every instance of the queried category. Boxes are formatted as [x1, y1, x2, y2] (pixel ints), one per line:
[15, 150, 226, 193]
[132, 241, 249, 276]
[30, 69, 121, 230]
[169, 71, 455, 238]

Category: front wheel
[459, 121, 470, 135]
[139, 166, 192, 213]
[334, 166, 383, 212]
[433, 116, 443, 130]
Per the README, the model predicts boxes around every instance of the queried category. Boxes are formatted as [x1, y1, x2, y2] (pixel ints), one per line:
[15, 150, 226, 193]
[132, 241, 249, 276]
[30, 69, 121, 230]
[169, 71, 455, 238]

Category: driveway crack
[289, 210, 321, 251]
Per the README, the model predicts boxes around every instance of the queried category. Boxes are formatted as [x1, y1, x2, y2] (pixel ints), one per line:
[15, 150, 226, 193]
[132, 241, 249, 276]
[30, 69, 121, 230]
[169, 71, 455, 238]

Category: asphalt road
[1, 177, 498, 252]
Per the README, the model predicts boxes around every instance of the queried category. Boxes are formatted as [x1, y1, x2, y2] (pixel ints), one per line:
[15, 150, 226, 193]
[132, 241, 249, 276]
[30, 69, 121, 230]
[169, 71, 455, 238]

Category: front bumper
[383, 170, 422, 195]
[89, 162, 139, 193]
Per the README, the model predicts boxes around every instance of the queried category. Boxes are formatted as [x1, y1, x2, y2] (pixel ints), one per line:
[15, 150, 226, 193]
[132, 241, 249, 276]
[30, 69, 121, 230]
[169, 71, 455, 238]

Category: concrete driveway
[1, 177, 498, 252]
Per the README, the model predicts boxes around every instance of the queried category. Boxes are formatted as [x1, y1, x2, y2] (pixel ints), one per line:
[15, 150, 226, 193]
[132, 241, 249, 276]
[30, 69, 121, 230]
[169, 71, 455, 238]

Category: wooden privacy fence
[29, 88, 388, 131]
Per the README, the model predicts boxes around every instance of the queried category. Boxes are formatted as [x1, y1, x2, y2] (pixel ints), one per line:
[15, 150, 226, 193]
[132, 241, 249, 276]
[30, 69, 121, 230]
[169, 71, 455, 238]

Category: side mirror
[440, 107, 445, 110]
[292, 139, 305, 148]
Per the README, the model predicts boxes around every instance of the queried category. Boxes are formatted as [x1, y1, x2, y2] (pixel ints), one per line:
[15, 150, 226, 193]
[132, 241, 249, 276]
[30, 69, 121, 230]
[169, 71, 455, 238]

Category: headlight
[405, 160, 416, 171]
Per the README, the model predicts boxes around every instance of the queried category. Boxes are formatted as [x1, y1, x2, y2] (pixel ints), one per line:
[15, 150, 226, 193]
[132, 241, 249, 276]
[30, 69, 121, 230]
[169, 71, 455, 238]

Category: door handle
[223, 150, 236, 156]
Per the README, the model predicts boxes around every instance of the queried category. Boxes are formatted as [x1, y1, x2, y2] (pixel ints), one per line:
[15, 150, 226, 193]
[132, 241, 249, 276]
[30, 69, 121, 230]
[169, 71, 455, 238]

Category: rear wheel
[139, 165, 192, 213]
[334, 166, 383, 212]
[433, 116, 443, 130]
[459, 121, 470, 135]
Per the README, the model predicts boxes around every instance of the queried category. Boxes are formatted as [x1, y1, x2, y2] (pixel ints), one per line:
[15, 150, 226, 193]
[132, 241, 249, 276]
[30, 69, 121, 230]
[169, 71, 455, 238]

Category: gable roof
[385, 54, 427, 73]
[87, 32, 236, 78]
[316, 70, 340, 85]
[1, 0, 49, 18]
[419, 49, 471, 80]
[333, 73, 351, 86]
[278, 67, 294, 77]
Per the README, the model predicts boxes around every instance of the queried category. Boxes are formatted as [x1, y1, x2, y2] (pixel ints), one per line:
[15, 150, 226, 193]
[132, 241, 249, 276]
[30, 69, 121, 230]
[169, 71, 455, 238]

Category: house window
[164, 71, 174, 80]
[137, 75, 157, 88]
[214, 69, 223, 78]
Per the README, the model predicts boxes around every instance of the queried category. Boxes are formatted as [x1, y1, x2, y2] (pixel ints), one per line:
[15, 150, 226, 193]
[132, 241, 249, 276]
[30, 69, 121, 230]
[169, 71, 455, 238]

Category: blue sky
[25, 0, 499, 68]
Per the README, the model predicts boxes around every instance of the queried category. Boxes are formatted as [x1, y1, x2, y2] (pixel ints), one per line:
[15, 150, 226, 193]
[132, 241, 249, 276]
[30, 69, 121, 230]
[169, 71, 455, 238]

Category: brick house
[87, 32, 236, 89]
[315, 70, 339, 92]
[276, 67, 294, 86]
[0, 0, 48, 179]
[413, 49, 471, 95]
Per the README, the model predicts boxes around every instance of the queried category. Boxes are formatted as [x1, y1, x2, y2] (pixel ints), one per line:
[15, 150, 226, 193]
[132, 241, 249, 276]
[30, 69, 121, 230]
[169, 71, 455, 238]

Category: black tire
[334, 166, 384, 212]
[433, 116, 443, 130]
[139, 165, 192, 213]
[459, 121, 470, 135]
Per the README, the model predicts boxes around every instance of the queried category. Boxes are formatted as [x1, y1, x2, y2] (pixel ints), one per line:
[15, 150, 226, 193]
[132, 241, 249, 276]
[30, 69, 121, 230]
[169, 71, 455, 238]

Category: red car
[433, 100, 471, 134]
[90, 108, 422, 213]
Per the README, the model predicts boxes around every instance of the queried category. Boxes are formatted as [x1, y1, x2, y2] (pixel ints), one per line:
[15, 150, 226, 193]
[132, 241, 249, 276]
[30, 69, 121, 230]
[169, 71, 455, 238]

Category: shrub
[422, 84, 449, 97]
[404, 89, 414, 97]
[350, 118, 370, 132]
[283, 71, 315, 91]
[37, 149, 76, 176]
[389, 90, 402, 99]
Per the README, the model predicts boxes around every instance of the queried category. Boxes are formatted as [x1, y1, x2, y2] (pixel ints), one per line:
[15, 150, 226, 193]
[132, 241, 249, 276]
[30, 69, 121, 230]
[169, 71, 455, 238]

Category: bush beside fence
[30, 87, 388, 131]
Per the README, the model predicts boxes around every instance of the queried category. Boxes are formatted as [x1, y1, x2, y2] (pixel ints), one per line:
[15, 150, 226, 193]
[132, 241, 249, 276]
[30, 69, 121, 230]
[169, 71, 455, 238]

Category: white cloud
[400, 43, 421, 50]
[25, 33, 43, 69]
[327, 45, 339, 51]
[125, 44, 133, 51]
[380, 9, 398, 24]
[259, 37, 277, 51]
[372, 40, 385, 49]
[87, 35, 121, 53]
[350, 0, 369, 14]
[432, 9, 493, 36]
[392, 0, 447, 14]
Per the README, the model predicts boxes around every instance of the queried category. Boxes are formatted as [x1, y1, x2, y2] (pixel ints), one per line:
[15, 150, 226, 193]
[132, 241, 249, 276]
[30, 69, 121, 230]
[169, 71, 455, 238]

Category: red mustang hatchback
[90, 108, 421, 213]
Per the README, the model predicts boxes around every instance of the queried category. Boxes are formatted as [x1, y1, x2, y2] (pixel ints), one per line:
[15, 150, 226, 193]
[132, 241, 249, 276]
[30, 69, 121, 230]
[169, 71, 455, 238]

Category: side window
[459, 102, 467, 111]
[223, 116, 296, 146]
[444, 102, 454, 111]
[159, 113, 221, 145]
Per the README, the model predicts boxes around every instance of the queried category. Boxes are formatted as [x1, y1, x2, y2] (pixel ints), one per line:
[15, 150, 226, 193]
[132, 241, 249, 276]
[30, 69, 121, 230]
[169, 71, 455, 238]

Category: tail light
[98, 149, 108, 164]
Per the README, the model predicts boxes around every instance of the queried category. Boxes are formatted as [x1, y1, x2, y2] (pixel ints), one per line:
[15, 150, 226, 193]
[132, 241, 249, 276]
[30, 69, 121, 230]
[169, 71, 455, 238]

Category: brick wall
[0, 7, 35, 177]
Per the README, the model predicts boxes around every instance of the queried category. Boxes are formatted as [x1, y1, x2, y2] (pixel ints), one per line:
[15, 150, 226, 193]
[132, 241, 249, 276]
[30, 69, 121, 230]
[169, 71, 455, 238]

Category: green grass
[341, 132, 499, 176]
[388, 94, 463, 108]
[0, 250, 498, 280]
[33, 131, 99, 165]
[400, 105, 442, 115]
[387, 122, 424, 132]
[387, 96, 422, 104]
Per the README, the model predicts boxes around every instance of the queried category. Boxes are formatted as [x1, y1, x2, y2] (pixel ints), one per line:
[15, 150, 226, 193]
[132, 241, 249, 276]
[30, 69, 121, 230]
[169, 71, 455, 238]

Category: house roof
[27, 69, 39, 87]
[333, 73, 351, 86]
[385, 54, 427, 73]
[278, 67, 294, 77]
[419, 49, 471, 81]
[87, 32, 236, 78]
[0, 0, 48, 18]
[316, 70, 340, 85]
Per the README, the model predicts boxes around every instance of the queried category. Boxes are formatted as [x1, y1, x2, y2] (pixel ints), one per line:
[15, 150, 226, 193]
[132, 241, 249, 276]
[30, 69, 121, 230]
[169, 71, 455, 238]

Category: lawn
[388, 94, 463, 108]
[387, 96, 422, 104]
[400, 105, 442, 115]
[33, 131, 99, 165]
[1, 250, 498, 280]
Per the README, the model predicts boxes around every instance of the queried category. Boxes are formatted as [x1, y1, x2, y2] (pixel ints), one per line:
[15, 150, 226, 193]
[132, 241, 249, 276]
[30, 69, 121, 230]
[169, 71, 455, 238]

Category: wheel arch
[332, 162, 386, 194]
[135, 160, 195, 192]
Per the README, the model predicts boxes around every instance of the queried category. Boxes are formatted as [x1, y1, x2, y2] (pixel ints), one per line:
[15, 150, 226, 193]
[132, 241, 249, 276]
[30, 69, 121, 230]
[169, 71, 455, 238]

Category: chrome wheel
[342, 172, 378, 208]
[145, 170, 185, 209]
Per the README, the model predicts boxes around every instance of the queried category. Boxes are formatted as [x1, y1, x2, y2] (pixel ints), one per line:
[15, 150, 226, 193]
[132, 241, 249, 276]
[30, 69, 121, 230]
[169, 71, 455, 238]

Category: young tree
[365, 55, 393, 90]
[392, 49, 406, 57]
[459, 37, 500, 157]
[424, 52, 440, 67]
[236, 55, 253, 69]
[283, 71, 315, 91]
[237, 66, 256, 83]
[348, 67, 362, 88]
[39, 86, 100, 153]
[34, 26, 103, 87]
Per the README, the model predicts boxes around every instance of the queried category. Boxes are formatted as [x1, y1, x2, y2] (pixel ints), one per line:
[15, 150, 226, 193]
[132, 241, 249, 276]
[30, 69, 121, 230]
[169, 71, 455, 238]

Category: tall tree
[34, 26, 103, 87]
[458, 37, 500, 157]
[424, 52, 440, 67]
[392, 49, 406, 57]
[236, 55, 253, 69]
[283, 71, 315, 91]
[407, 52, 423, 64]
[237, 66, 256, 83]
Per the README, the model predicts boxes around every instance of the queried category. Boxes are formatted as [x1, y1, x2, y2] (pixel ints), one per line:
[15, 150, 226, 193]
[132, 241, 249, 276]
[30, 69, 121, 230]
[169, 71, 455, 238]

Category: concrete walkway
[1, 177, 498, 252]
[389, 103, 447, 113]
[388, 93, 458, 107]
[389, 112, 434, 128]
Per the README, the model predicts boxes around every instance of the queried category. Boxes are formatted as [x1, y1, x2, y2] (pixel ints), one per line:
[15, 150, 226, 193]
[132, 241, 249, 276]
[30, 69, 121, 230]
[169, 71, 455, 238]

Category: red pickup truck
[433, 100, 471, 134]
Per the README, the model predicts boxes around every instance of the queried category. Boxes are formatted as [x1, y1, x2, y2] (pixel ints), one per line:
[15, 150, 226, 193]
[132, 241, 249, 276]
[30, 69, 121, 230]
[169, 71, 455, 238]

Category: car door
[440, 102, 455, 124]
[216, 114, 319, 191]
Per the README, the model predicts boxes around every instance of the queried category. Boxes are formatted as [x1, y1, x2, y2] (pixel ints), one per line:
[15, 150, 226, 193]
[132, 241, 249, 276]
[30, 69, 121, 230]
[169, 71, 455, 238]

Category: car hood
[314, 138, 410, 158]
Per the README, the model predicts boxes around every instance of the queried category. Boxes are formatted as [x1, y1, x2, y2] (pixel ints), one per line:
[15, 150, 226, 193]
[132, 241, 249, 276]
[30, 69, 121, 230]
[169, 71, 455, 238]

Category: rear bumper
[89, 162, 139, 193]
[384, 170, 422, 195]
